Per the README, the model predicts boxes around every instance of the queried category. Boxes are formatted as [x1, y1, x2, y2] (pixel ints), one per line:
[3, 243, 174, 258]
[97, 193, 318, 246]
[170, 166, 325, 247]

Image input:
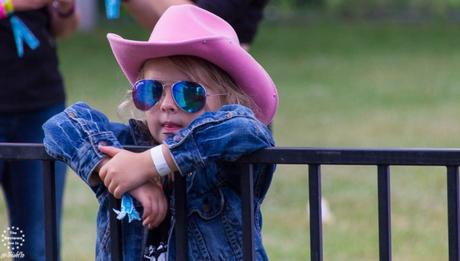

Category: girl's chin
[159, 132, 176, 140]
[162, 131, 178, 136]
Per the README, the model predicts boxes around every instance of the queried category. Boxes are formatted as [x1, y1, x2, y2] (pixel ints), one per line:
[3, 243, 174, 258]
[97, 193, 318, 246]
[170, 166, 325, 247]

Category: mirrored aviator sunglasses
[132, 79, 210, 113]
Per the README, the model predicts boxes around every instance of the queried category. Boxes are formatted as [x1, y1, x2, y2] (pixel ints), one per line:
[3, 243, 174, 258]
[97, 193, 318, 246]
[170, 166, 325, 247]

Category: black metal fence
[1, 143, 460, 261]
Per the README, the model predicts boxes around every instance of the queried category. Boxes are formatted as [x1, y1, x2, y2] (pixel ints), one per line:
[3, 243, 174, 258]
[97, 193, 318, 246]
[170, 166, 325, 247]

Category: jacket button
[98, 141, 108, 146]
[202, 204, 210, 213]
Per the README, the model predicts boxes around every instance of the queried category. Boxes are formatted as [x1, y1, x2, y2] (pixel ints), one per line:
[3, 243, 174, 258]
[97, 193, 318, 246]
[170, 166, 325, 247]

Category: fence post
[43, 160, 57, 261]
[175, 171, 188, 261]
[377, 165, 392, 261]
[309, 164, 323, 261]
[241, 164, 255, 261]
[447, 166, 460, 261]
[109, 196, 123, 261]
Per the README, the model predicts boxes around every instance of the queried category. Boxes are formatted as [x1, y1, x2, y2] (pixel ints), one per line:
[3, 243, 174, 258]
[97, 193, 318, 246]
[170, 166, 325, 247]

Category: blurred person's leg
[1, 103, 66, 261]
[0, 115, 7, 229]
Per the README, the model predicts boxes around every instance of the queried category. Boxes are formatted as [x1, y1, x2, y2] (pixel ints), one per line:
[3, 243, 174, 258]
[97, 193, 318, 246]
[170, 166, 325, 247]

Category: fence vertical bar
[447, 166, 460, 261]
[43, 160, 57, 261]
[309, 164, 323, 261]
[377, 165, 392, 261]
[241, 164, 255, 261]
[109, 196, 122, 261]
[175, 171, 188, 261]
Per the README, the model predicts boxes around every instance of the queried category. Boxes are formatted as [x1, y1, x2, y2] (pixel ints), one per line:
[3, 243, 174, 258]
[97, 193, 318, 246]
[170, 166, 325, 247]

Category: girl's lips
[162, 122, 182, 133]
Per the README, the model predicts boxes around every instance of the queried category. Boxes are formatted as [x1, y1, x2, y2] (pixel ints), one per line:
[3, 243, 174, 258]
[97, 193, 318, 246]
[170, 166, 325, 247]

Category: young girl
[43, 4, 278, 260]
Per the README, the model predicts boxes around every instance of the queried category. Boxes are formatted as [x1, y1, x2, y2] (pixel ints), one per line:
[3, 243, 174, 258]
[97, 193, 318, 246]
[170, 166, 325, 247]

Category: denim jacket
[43, 102, 275, 261]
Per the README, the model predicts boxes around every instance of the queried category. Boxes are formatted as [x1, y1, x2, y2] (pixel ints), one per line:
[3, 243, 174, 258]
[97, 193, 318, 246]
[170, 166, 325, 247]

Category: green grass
[2, 19, 460, 260]
[254, 21, 458, 260]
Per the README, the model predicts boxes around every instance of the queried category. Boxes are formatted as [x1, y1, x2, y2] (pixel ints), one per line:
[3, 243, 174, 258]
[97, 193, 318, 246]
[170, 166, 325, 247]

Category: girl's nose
[159, 88, 178, 113]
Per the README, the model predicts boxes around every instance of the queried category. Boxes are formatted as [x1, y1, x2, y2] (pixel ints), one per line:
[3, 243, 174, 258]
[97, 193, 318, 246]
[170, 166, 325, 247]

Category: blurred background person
[122, 0, 268, 50]
[0, 0, 78, 259]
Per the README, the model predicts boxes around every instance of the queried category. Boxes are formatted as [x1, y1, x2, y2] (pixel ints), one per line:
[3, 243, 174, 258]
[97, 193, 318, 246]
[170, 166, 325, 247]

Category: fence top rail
[237, 147, 460, 166]
[2, 143, 460, 166]
[0, 143, 52, 160]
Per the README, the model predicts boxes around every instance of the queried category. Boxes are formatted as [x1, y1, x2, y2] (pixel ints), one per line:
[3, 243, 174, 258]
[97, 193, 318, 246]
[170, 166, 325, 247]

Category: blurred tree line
[78, 0, 460, 31]
[270, 0, 460, 19]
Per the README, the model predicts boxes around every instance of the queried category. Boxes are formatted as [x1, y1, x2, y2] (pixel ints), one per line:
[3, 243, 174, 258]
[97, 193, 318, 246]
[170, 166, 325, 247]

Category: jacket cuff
[76, 131, 122, 185]
[164, 134, 204, 176]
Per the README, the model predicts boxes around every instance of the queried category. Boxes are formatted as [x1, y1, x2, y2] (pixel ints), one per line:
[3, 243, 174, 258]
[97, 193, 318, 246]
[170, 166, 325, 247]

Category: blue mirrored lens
[172, 81, 206, 113]
[132, 80, 163, 111]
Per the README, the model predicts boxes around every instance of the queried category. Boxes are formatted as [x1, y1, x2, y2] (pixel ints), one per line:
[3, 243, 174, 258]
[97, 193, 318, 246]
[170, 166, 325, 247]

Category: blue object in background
[10, 16, 40, 57]
[105, 0, 121, 19]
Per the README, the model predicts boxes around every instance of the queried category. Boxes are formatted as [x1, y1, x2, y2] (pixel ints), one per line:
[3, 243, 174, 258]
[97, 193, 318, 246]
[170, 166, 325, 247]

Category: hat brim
[107, 33, 278, 124]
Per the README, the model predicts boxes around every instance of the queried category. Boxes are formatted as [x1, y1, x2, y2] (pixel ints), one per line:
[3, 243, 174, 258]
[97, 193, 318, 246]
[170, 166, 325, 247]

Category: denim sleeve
[42, 102, 126, 189]
[164, 104, 275, 175]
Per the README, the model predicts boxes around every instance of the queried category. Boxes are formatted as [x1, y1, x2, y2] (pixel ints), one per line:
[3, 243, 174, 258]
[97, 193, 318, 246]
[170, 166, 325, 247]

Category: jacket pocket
[188, 188, 225, 220]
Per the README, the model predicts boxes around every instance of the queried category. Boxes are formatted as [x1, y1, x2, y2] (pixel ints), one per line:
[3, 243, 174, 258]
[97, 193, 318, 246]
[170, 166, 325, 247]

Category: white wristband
[150, 145, 171, 177]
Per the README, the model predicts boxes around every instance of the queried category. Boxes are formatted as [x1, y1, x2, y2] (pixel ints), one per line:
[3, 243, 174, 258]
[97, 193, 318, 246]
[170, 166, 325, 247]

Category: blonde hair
[118, 55, 257, 121]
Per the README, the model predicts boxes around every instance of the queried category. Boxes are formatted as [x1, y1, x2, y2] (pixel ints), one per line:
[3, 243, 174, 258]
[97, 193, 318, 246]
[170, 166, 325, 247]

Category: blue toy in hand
[113, 194, 141, 223]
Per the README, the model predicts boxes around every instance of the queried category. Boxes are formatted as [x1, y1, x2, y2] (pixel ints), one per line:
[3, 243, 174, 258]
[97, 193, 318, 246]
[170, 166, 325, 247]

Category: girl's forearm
[123, 0, 193, 29]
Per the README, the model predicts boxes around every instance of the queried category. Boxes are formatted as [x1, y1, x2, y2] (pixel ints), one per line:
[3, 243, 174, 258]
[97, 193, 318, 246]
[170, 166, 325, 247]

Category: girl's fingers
[151, 201, 161, 227]
[153, 197, 168, 228]
[159, 198, 168, 223]
[98, 145, 123, 157]
[144, 202, 156, 227]
[143, 217, 152, 227]
[103, 175, 111, 188]
[146, 201, 160, 228]
[142, 204, 152, 220]
[113, 187, 122, 199]
[99, 164, 107, 180]
[108, 181, 117, 195]
[139, 187, 169, 228]
[144, 207, 156, 228]
[154, 200, 165, 227]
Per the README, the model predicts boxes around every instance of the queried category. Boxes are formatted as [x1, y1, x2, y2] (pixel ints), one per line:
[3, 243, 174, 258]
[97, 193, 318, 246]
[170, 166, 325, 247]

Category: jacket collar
[128, 119, 159, 146]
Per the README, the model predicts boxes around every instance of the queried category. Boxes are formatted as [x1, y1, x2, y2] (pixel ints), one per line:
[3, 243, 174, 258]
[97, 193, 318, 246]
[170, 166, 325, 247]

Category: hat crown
[149, 5, 239, 44]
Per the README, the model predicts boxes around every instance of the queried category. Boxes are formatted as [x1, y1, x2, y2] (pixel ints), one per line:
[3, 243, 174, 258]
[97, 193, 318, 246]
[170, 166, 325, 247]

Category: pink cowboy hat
[107, 4, 278, 124]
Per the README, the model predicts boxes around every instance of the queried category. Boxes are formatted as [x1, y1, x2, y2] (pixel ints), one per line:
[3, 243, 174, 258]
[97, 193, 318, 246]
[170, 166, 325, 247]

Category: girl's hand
[130, 182, 168, 229]
[12, 0, 53, 11]
[98, 145, 156, 198]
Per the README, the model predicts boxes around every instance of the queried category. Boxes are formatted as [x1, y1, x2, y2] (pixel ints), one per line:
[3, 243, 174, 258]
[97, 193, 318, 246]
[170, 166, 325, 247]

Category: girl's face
[142, 58, 222, 142]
